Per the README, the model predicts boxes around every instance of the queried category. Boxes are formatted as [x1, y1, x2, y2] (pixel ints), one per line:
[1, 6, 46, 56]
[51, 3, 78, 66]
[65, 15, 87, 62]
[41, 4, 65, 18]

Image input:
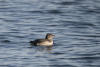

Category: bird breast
[37, 40, 53, 46]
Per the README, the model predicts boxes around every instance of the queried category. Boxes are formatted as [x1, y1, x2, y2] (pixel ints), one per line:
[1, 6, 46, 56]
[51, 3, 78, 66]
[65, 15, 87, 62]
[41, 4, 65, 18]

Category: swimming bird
[30, 33, 55, 46]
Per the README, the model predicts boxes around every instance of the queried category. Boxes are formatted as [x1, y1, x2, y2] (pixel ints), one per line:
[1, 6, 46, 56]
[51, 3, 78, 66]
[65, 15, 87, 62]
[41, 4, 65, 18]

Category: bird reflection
[29, 43, 53, 52]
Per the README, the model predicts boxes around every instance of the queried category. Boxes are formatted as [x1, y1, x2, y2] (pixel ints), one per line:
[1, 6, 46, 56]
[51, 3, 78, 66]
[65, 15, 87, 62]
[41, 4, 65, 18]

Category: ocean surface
[0, 0, 100, 67]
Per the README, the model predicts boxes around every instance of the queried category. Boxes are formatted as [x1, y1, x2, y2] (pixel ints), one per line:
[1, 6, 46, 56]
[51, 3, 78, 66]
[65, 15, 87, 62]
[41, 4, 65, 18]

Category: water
[0, 0, 100, 67]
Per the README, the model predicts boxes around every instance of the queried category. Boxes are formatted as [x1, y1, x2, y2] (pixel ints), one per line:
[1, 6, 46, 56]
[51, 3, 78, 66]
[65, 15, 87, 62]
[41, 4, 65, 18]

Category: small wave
[59, 1, 79, 5]
[27, 9, 62, 14]
[1, 40, 11, 43]
[46, 10, 62, 14]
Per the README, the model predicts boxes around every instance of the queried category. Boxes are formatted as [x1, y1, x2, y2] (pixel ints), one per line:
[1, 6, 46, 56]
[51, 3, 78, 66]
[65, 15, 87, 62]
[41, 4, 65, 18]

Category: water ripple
[0, 0, 100, 67]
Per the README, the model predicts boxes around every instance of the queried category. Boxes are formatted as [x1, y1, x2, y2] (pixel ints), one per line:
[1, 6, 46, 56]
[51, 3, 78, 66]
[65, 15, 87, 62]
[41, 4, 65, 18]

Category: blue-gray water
[0, 0, 100, 67]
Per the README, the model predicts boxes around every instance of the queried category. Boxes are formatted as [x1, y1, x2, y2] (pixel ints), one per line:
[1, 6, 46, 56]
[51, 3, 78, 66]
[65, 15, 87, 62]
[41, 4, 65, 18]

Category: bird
[30, 33, 55, 46]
